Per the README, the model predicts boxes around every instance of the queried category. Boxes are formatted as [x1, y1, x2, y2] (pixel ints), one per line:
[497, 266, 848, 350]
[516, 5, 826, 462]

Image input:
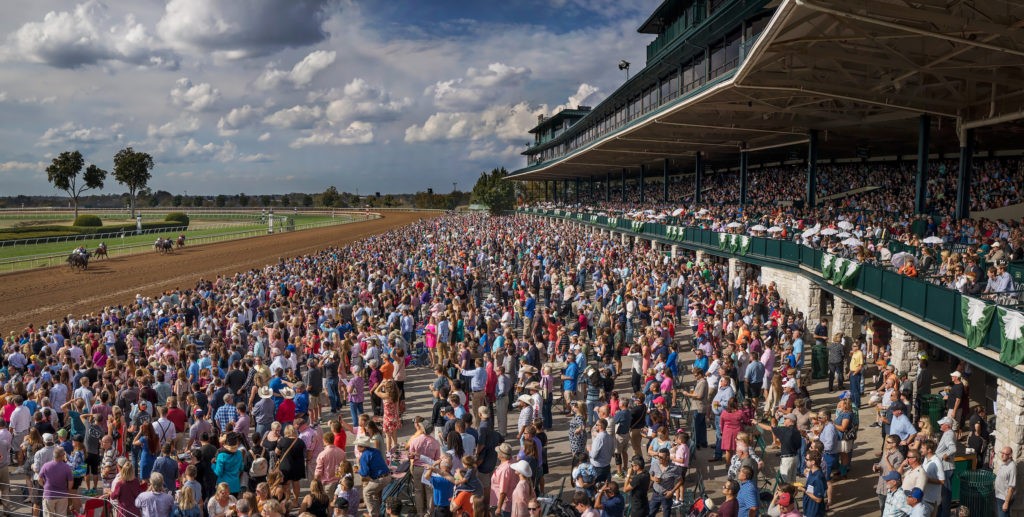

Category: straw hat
[258, 386, 273, 399]
[281, 387, 295, 399]
[354, 436, 375, 449]
[510, 460, 532, 478]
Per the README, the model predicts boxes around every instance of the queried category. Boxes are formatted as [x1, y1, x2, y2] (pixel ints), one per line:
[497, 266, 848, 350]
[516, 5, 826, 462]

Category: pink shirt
[490, 461, 519, 513]
[314, 445, 346, 485]
[510, 478, 536, 517]
[407, 433, 441, 468]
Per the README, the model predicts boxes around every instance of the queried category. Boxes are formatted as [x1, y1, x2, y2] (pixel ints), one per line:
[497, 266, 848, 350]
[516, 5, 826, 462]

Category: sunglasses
[528, 507, 541, 511]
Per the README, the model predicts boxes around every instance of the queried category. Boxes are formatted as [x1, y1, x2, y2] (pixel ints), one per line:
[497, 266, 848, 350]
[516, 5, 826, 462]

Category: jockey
[98, 242, 107, 251]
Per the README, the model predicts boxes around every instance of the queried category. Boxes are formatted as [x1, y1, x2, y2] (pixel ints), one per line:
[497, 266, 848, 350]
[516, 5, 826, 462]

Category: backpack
[249, 456, 268, 477]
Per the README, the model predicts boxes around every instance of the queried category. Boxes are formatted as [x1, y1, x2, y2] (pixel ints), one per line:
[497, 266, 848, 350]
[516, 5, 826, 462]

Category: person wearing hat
[516, 395, 535, 439]
[213, 433, 244, 496]
[881, 470, 910, 516]
[424, 455, 457, 517]
[773, 491, 800, 517]
[561, 351, 580, 414]
[491, 443, 519, 517]
[934, 417, 957, 516]
[944, 371, 965, 430]
[510, 460, 535, 517]
[889, 402, 918, 453]
[905, 487, 928, 517]
[355, 435, 390, 517]
[757, 412, 801, 483]
[38, 446, 73, 517]
[275, 387, 296, 427]
[252, 386, 276, 437]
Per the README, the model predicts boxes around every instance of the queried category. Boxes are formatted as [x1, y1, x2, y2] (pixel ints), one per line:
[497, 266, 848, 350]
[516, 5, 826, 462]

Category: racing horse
[67, 250, 90, 270]
[176, 233, 186, 249]
[93, 244, 108, 260]
[154, 237, 173, 254]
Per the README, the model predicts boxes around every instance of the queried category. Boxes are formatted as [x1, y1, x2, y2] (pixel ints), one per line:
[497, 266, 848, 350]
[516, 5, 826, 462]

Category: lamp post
[618, 60, 630, 81]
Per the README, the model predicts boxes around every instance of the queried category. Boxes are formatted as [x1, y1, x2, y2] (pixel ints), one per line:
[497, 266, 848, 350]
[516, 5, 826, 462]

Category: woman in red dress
[372, 379, 401, 452]
[719, 398, 748, 464]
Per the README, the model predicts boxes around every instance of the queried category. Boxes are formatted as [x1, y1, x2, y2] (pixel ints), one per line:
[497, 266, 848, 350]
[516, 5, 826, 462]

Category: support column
[694, 152, 704, 204]
[621, 169, 627, 203]
[544, 181, 550, 201]
[551, 180, 557, 203]
[575, 177, 580, 204]
[889, 326, 921, 380]
[639, 164, 646, 203]
[663, 158, 670, 203]
[695, 250, 705, 264]
[807, 129, 818, 208]
[671, 244, 680, 258]
[994, 380, 1024, 456]
[955, 128, 974, 220]
[589, 176, 594, 202]
[740, 149, 749, 206]
[563, 179, 569, 203]
[914, 114, 930, 214]
[605, 172, 611, 202]
[621, 232, 629, 246]
[831, 297, 858, 340]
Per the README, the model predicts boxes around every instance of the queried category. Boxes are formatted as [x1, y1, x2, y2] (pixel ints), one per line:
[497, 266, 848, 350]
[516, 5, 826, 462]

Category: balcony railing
[524, 208, 1008, 361]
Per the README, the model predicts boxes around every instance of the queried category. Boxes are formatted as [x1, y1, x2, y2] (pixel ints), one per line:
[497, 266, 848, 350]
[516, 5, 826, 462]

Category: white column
[832, 297, 858, 340]
[995, 379, 1024, 456]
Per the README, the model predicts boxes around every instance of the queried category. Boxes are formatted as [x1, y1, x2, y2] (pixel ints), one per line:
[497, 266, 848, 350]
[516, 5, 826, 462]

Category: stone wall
[760, 266, 820, 323]
[832, 297, 859, 341]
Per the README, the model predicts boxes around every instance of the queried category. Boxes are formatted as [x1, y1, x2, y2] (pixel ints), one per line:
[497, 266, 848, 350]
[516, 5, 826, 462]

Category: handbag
[839, 438, 852, 454]
[272, 437, 300, 473]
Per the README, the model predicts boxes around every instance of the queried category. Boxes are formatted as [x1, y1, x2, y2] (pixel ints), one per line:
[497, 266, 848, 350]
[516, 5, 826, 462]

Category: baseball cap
[950, 371, 962, 378]
[906, 487, 924, 500]
[937, 416, 954, 426]
[837, 391, 850, 401]
[891, 402, 907, 413]
[777, 493, 792, 506]
[883, 471, 901, 482]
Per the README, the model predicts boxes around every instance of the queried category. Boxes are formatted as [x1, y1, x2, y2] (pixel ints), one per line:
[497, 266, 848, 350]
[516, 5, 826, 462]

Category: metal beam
[694, 152, 704, 204]
[654, 119, 806, 135]
[616, 137, 738, 148]
[744, 138, 810, 153]
[807, 129, 818, 207]
[915, 114, 930, 214]
[955, 128, 974, 219]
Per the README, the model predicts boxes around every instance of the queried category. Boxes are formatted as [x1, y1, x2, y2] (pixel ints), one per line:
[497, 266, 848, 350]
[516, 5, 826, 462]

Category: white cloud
[147, 115, 201, 138]
[428, 62, 531, 111]
[179, 139, 238, 162]
[323, 79, 412, 124]
[0, 160, 46, 172]
[466, 142, 523, 161]
[38, 122, 122, 147]
[238, 152, 275, 163]
[170, 78, 221, 112]
[256, 50, 336, 90]
[217, 104, 263, 136]
[263, 105, 323, 129]
[290, 121, 374, 148]
[157, 0, 332, 59]
[258, 132, 271, 142]
[3, 1, 178, 69]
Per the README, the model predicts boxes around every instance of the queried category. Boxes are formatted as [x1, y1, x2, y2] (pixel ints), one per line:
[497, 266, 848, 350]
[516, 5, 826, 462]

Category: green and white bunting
[839, 260, 861, 288]
[961, 296, 995, 349]
[997, 307, 1024, 366]
[729, 233, 740, 253]
[719, 232, 730, 250]
[831, 257, 847, 283]
[738, 235, 750, 255]
[821, 253, 835, 279]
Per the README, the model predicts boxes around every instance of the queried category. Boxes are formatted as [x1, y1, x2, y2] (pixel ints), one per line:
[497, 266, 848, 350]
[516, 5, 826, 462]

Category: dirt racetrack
[0, 211, 429, 335]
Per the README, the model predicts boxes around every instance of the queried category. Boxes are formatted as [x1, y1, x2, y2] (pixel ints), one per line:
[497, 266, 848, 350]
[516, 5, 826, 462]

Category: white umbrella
[802, 227, 820, 238]
[836, 231, 852, 238]
[837, 221, 854, 230]
[750, 224, 768, 232]
[671, 208, 685, 216]
[842, 237, 863, 247]
[820, 228, 839, 236]
[923, 236, 944, 245]
[697, 208, 709, 215]
[767, 226, 784, 233]
[727, 222, 744, 228]
[891, 252, 917, 269]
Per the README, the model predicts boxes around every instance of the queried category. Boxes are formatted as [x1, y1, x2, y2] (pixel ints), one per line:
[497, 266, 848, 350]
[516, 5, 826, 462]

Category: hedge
[73, 214, 103, 227]
[0, 221, 188, 243]
[165, 212, 190, 226]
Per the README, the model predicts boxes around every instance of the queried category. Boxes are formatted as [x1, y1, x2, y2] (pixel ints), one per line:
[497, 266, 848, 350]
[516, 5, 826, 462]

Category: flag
[832, 257, 847, 283]
[961, 296, 995, 349]
[729, 234, 739, 253]
[822, 254, 835, 279]
[719, 232, 730, 251]
[738, 235, 750, 255]
[998, 307, 1024, 366]
[839, 260, 861, 288]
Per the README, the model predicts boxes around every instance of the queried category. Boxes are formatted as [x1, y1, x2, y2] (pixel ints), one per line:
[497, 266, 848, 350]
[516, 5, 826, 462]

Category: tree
[302, 194, 314, 207]
[45, 150, 106, 219]
[192, 196, 204, 207]
[238, 192, 250, 207]
[321, 186, 339, 207]
[471, 167, 516, 214]
[172, 194, 183, 207]
[112, 147, 154, 218]
[281, 195, 291, 207]
[215, 194, 227, 207]
[260, 195, 272, 207]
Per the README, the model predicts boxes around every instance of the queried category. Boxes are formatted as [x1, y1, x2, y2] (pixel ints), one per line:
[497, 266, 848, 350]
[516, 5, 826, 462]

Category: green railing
[524, 208, 1000, 354]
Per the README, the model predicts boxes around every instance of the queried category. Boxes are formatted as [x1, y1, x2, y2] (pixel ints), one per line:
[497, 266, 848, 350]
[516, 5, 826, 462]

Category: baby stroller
[379, 459, 415, 516]
[409, 342, 431, 367]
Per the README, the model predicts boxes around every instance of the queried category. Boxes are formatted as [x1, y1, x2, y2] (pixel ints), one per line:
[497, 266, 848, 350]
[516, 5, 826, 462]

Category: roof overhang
[511, 0, 1024, 181]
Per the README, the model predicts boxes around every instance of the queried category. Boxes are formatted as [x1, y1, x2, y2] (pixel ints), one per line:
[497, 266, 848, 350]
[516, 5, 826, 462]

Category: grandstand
[512, 0, 1024, 506]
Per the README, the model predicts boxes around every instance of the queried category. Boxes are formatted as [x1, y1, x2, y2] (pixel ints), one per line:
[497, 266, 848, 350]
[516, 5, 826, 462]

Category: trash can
[811, 343, 828, 379]
[950, 455, 976, 503]
[919, 394, 944, 430]
[958, 470, 994, 517]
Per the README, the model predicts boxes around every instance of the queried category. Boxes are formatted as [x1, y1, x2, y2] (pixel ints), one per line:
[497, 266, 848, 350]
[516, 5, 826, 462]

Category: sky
[0, 0, 661, 196]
